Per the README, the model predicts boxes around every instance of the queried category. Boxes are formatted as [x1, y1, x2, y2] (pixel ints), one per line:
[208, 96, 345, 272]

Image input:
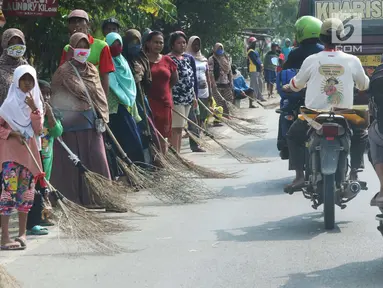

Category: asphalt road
[2, 99, 383, 288]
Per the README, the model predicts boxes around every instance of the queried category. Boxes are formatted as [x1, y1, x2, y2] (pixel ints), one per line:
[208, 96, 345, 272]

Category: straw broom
[183, 127, 217, 152]
[56, 137, 133, 213]
[172, 108, 261, 163]
[23, 141, 124, 255]
[153, 126, 239, 179]
[214, 88, 239, 115]
[198, 99, 267, 137]
[105, 125, 213, 203]
[0, 265, 20, 288]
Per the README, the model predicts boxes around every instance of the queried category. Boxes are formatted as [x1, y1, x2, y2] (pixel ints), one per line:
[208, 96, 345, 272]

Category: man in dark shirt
[283, 39, 324, 70]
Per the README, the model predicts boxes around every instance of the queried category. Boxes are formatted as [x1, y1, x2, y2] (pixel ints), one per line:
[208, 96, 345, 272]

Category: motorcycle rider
[277, 16, 324, 159]
[282, 18, 370, 193]
[283, 16, 324, 70]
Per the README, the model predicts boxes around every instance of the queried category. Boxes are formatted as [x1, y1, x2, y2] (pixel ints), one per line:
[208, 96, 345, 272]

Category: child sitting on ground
[205, 96, 224, 128]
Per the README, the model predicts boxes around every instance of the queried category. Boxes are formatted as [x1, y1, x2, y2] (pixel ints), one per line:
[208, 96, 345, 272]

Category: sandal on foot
[284, 182, 305, 194]
[40, 219, 55, 227]
[1, 242, 24, 251]
[27, 225, 49, 236]
[14, 237, 27, 248]
[370, 193, 383, 207]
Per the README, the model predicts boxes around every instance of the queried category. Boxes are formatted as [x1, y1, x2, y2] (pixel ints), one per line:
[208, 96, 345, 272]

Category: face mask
[127, 44, 142, 56]
[110, 45, 123, 57]
[7, 44, 26, 58]
[73, 48, 91, 63]
[215, 49, 224, 56]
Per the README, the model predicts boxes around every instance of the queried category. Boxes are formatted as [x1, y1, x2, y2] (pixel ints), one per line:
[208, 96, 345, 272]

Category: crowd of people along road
[246, 37, 294, 101]
[0, 9, 271, 250]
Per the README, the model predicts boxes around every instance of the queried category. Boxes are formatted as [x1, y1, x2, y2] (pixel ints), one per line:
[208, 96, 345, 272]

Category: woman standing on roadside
[145, 31, 178, 154]
[50, 33, 110, 208]
[0, 28, 28, 105]
[186, 36, 212, 126]
[208, 43, 233, 115]
[123, 29, 160, 163]
[105, 32, 145, 163]
[168, 31, 198, 153]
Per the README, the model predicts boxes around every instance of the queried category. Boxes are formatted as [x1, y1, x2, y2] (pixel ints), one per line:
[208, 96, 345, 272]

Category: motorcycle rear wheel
[323, 174, 336, 230]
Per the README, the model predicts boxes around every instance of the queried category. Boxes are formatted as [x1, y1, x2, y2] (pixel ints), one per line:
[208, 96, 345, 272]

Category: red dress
[148, 55, 177, 138]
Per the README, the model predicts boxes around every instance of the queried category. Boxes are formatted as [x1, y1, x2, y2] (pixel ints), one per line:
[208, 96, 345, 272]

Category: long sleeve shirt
[0, 112, 43, 177]
[233, 74, 250, 96]
[248, 49, 262, 72]
[289, 50, 370, 110]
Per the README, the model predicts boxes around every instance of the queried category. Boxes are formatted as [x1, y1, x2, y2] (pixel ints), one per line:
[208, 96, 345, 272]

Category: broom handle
[57, 137, 80, 162]
[198, 99, 221, 121]
[56, 137, 89, 172]
[105, 125, 134, 166]
[151, 125, 179, 155]
[172, 108, 211, 137]
[22, 140, 43, 173]
[22, 140, 64, 200]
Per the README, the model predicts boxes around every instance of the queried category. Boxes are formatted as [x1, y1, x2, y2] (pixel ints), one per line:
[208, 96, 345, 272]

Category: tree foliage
[1, 0, 270, 77]
[255, 0, 299, 42]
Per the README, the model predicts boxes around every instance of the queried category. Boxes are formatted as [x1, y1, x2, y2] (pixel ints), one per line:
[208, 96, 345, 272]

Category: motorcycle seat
[298, 106, 368, 127]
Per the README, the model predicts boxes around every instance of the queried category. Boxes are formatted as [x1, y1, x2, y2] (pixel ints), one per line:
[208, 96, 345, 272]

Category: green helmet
[295, 16, 323, 43]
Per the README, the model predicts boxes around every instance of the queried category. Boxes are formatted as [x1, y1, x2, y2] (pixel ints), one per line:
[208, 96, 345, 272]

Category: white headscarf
[0, 65, 43, 146]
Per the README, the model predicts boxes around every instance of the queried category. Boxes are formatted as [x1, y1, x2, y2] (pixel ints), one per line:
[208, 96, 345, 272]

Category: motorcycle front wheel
[323, 174, 336, 230]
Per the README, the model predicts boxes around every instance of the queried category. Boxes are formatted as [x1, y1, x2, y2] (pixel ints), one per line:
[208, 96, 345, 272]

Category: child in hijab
[26, 80, 63, 235]
[0, 65, 44, 250]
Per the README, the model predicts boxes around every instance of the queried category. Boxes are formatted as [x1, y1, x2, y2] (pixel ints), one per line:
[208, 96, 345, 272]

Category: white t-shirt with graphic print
[289, 50, 369, 110]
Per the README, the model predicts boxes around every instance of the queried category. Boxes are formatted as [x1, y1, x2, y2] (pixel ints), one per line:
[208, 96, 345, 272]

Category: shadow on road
[214, 212, 350, 242]
[219, 177, 292, 198]
[279, 257, 383, 288]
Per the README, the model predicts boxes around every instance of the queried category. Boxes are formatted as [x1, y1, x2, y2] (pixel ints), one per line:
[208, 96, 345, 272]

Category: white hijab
[0, 65, 43, 148]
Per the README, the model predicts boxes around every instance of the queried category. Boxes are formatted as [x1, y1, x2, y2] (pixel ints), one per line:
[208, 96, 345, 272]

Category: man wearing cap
[59, 9, 115, 95]
[282, 18, 369, 192]
[247, 37, 265, 103]
[102, 17, 120, 38]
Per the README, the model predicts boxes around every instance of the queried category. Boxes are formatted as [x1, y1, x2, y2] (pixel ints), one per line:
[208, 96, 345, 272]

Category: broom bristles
[220, 117, 267, 137]
[116, 156, 215, 203]
[211, 138, 268, 164]
[83, 171, 132, 213]
[0, 265, 20, 288]
[51, 190, 126, 255]
[170, 150, 239, 179]
[184, 128, 217, 152]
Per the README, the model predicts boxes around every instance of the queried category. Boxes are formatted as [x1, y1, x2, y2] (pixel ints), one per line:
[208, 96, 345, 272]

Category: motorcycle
[295, 107, 368, 230]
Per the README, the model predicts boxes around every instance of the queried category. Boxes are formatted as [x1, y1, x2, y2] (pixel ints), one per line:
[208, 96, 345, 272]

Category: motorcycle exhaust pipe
[345, 181, 362, 198]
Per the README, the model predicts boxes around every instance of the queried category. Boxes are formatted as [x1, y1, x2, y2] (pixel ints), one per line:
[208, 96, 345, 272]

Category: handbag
[69, 62, 106, 134]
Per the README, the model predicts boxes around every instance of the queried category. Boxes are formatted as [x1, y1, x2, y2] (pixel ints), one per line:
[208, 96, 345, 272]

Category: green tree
[255, 0, 299, 41]
[1, 0, 176, 78]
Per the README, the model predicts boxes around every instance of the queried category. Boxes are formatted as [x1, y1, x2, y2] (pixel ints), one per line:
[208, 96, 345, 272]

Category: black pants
[286, 119, 367, 171]
[188, 108, 200, 150]
[26, 181, 44, 230]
